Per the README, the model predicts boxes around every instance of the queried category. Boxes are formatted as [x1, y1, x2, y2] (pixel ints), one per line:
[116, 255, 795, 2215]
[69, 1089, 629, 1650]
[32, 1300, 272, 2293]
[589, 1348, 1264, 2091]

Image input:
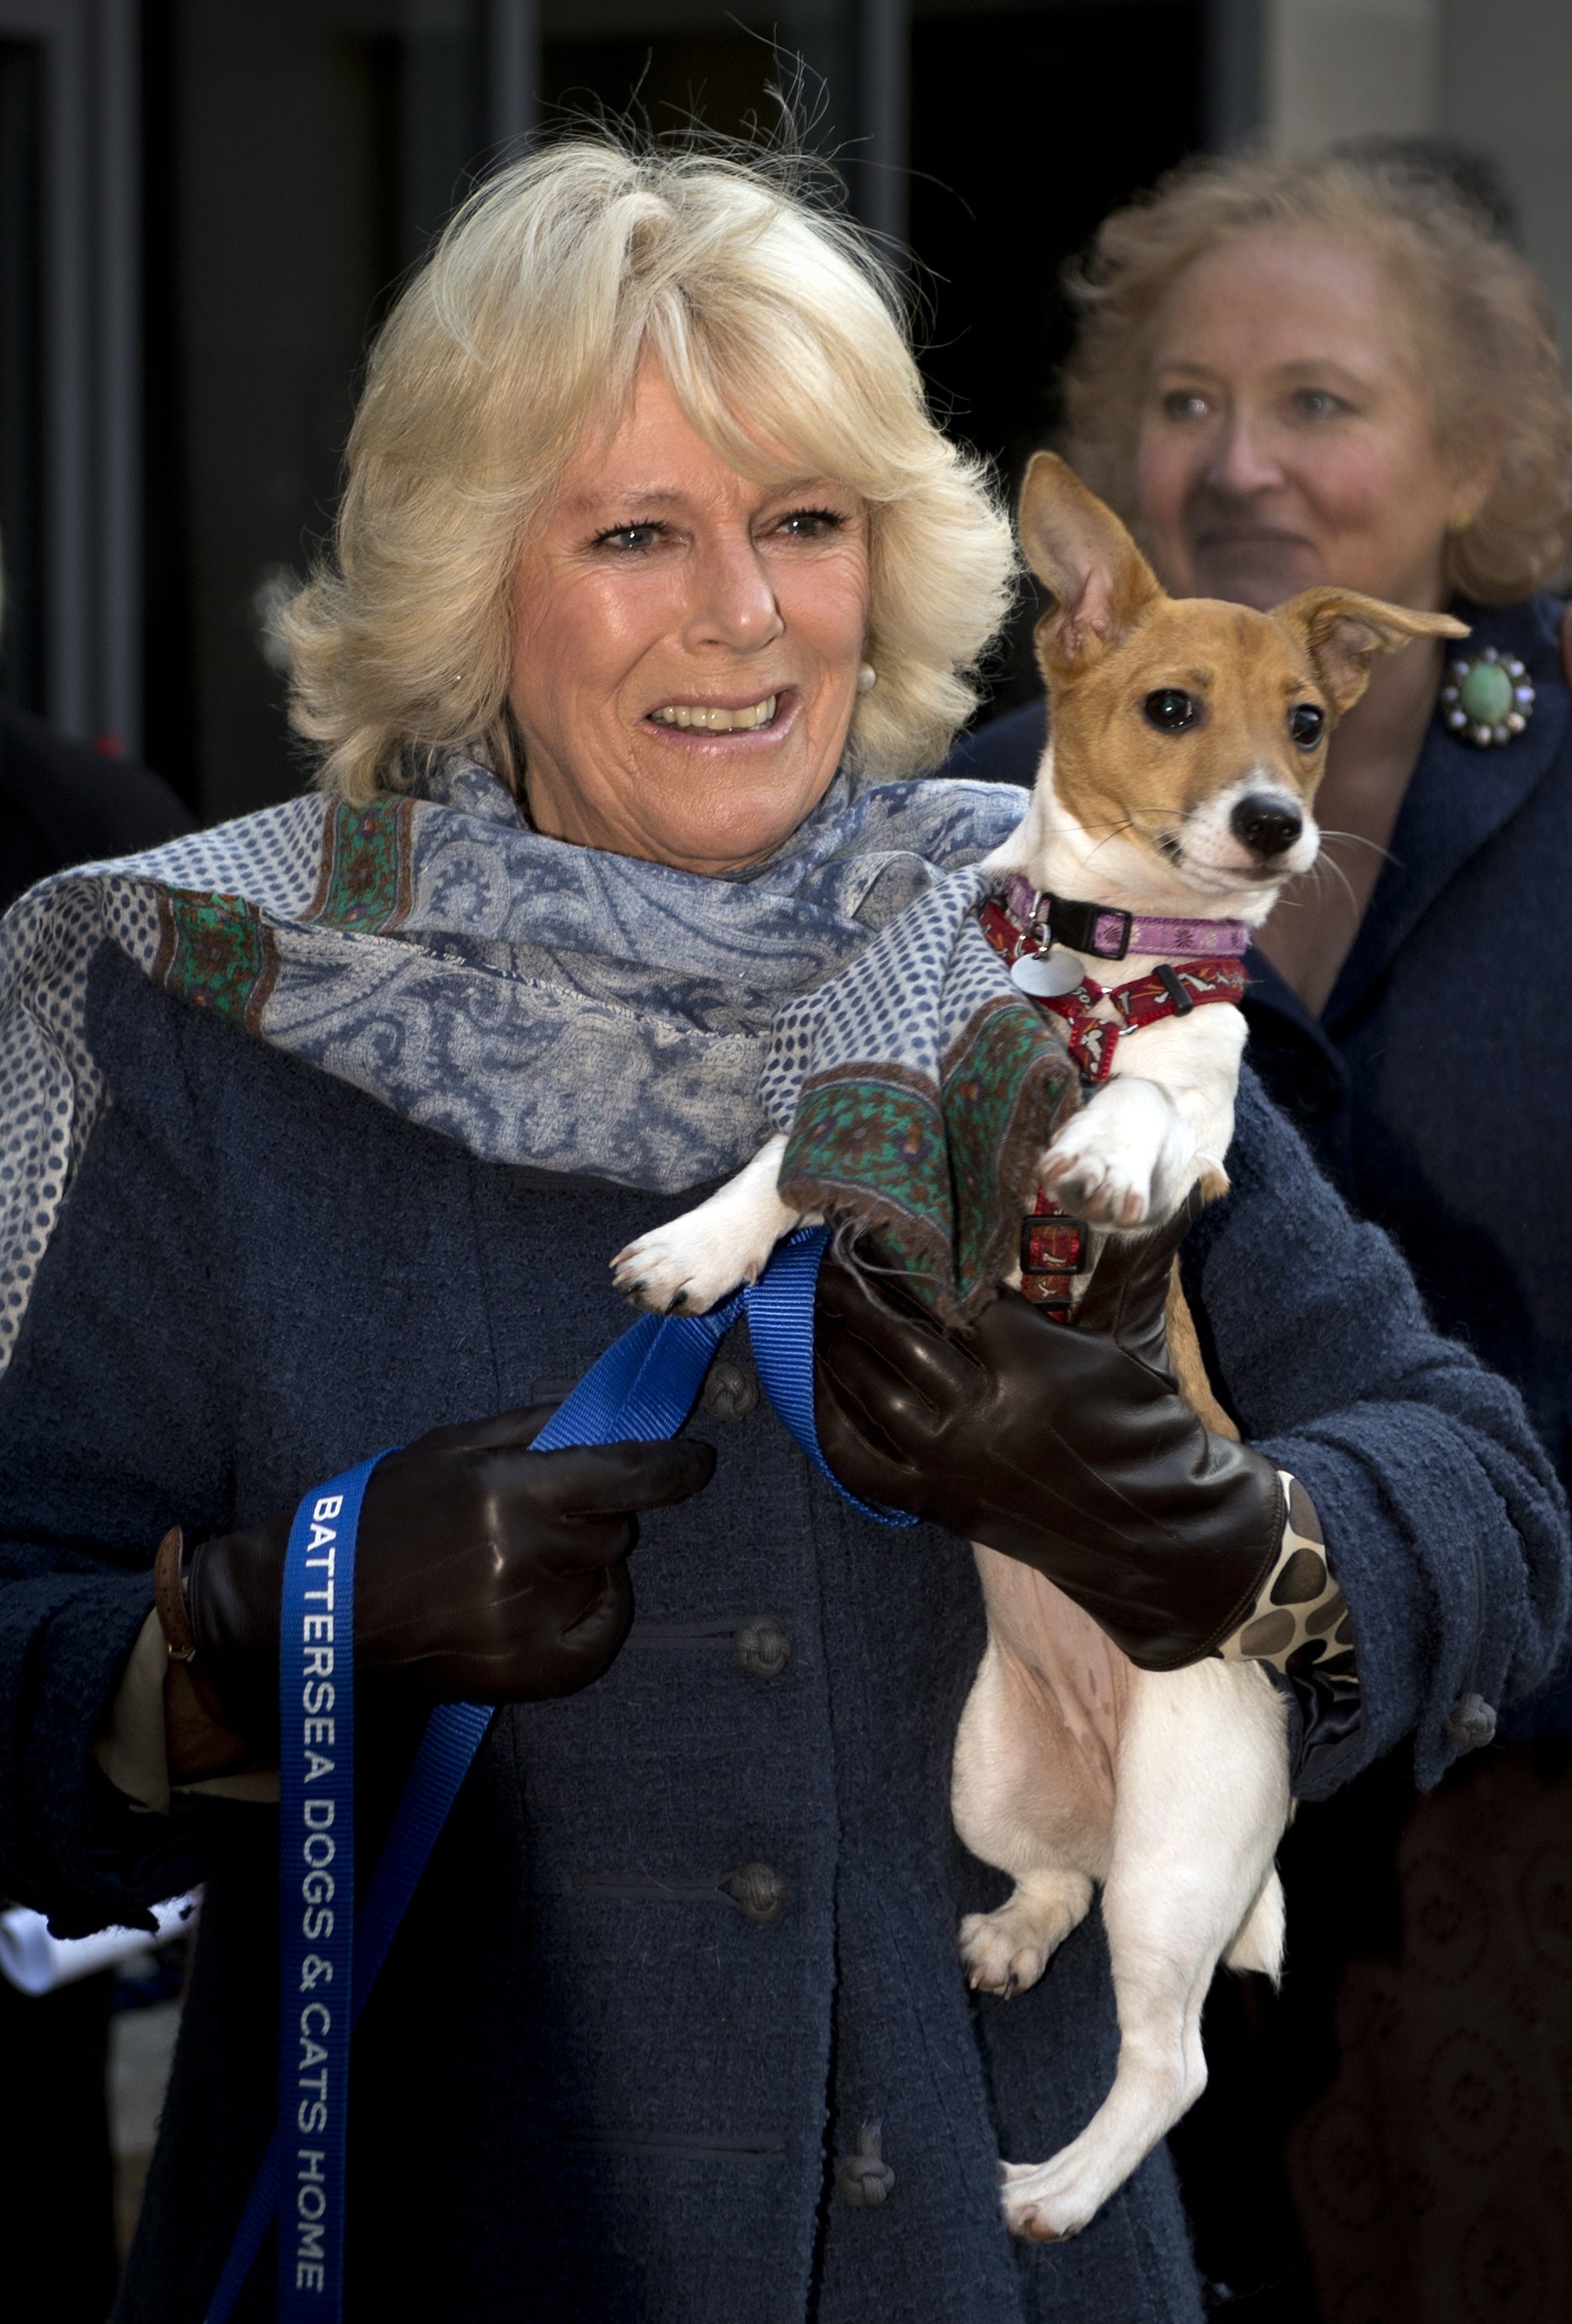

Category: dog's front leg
[611, 1134, 812, 1315]
[1040, 1006, 1246, 1226]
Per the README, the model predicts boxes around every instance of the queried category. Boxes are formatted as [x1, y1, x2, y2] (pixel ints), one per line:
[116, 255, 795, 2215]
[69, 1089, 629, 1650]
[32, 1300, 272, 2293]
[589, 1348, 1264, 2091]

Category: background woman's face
[508, 358, 870, 875]
[1135, 227, 1487, 614]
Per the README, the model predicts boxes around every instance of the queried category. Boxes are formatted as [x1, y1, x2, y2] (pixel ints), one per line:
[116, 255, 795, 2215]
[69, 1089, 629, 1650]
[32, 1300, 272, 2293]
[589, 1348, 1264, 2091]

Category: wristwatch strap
[153, 1525, 197, 1664]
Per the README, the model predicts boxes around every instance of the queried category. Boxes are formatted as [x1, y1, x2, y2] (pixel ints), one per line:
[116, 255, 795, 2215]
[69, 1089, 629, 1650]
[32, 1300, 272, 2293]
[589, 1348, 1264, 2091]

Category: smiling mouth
[648, 693, 779, 732]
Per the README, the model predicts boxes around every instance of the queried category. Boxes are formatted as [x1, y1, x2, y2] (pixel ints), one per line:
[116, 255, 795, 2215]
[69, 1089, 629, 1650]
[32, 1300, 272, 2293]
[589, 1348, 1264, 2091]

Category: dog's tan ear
[1018, 452, 1163, 667]
[1272, 588, 1469, 717]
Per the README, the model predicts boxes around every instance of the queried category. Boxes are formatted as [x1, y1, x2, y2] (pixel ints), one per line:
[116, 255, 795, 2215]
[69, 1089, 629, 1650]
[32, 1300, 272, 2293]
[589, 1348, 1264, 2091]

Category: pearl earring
[856, 662, 877, 693]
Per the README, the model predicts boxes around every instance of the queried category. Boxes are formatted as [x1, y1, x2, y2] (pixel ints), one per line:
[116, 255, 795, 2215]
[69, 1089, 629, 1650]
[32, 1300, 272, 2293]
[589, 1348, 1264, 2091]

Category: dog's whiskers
[1323, 857, 1361, 913]
[1283, 852, 1361, 917]
[1080, 815, 1191, 876]
[1086, 813, 1187, 858]
[1079, 823, 1141, 868]
[1317, 827, 1395, 864]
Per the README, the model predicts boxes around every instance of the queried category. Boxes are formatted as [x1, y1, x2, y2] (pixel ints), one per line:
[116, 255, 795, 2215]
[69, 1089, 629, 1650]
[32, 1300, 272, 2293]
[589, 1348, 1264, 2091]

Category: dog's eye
[1142, 688, 1199, 732]
[1288, 703, 1326, 749]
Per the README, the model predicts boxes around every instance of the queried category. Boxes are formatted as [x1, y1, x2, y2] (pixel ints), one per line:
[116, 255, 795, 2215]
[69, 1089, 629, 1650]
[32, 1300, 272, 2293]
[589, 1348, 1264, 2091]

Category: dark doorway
[140, 0, 488, 820]
[538, 0, 856, 158]
[909, 0, 1205, 717]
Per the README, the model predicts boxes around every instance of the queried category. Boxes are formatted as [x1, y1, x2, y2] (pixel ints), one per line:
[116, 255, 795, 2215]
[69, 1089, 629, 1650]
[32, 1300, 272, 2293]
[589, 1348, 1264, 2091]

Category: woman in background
[950, 147, 1572, 2322]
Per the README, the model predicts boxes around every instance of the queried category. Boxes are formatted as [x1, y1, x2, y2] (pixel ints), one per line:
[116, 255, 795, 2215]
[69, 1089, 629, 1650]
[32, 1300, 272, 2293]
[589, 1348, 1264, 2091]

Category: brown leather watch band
[153, 1525, 197, 1664]
[154, 1525, 262, 1782]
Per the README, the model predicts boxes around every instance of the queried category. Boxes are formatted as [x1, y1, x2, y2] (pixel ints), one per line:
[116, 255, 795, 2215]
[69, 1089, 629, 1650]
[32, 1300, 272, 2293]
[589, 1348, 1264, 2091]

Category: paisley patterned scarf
[0, 754, 1072, 1371]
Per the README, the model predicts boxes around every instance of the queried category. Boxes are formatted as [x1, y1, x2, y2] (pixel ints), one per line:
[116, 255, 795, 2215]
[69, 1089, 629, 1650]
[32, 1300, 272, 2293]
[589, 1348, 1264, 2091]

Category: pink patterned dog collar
[1001, 874, 1251, 962]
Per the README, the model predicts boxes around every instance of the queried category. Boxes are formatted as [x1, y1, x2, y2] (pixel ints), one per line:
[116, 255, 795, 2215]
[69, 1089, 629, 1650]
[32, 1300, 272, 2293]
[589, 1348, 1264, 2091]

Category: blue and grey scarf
[0, 753, 1072, 1372]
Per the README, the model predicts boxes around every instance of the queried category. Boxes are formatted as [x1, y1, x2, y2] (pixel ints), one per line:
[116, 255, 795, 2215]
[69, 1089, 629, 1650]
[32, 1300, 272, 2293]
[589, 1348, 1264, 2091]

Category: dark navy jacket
[0, 944, 1564, 2322]
[947, 594, 1572, 1728]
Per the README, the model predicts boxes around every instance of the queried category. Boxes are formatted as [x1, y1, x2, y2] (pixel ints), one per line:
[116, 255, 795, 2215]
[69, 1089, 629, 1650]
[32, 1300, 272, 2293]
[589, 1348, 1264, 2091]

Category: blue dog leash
[205, 1225, 909, 2322]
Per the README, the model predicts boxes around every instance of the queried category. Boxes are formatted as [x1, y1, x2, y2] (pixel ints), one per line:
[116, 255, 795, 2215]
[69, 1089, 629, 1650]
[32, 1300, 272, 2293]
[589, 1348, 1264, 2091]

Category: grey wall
[1442, 0, 1572, 352]
[1243, 0, 1572, 351]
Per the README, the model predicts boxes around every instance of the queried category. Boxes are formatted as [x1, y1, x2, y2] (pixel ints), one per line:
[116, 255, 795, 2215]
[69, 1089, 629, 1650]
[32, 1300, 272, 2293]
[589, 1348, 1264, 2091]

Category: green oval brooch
[1440, 645, 1534, 746]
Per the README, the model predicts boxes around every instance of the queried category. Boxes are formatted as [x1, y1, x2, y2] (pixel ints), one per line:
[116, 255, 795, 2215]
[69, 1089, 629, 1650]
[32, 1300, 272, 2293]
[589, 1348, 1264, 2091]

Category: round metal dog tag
[1011, 947, 1084, 997]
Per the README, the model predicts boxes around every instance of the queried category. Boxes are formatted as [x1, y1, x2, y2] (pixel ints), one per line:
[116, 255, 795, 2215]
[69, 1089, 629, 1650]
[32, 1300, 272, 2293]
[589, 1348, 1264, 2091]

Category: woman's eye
[594, 522, 666, 553]
[773, 507, 845, 541]
[1290, 388, 1346, 421]
[1289, 703, 1326, 748]
[1161, 390, 1211, 422]
[1142, 688, 1200, 732]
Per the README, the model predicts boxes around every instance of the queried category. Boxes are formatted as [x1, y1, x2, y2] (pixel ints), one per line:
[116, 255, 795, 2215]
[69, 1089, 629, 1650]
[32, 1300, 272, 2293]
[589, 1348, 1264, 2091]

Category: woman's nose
[1205, 413, 1285, 497]
[682, 533, 785, 654]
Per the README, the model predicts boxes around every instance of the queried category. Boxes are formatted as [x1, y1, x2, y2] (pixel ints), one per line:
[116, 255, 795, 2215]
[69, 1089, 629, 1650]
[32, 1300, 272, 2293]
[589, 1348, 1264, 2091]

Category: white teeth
[650, 694, 778, 732]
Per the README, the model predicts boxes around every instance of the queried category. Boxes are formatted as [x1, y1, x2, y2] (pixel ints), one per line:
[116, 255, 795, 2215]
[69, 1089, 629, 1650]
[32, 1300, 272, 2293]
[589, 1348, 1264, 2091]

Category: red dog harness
[977, 893, 1249, 1083]
[978, 884, 1250, 1313]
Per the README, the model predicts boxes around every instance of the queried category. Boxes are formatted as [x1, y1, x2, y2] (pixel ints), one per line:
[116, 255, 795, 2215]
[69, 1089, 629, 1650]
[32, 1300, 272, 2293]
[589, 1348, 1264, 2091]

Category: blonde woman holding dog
[0, 140, 1562, 2324]
[952, 142, 1572, 2322]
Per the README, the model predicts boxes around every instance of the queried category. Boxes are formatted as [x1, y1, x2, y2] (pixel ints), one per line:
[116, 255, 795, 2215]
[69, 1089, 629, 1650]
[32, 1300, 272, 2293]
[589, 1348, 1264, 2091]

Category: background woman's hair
[1060, 146, 1572, 606]
[283, 136, 1014, 803]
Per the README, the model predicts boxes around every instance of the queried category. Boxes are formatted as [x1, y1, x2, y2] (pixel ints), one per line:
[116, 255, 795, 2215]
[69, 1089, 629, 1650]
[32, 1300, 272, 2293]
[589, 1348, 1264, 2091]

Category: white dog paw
[610, 1135, 802, 1316]
[998, 2156, 1098, 2244]
[959, 1872, 1090, 1999]
[610, 1218, 761, 1316]
[1039, 1131, 1154, 1227]
[1038, 1079, 1194, 1228]
[960, 1910, 1055, 2000]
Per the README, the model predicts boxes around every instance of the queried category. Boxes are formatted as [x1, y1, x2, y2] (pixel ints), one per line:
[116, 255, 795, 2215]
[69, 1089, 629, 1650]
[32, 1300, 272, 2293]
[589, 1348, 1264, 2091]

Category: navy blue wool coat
[0, 943, 1564, 2323]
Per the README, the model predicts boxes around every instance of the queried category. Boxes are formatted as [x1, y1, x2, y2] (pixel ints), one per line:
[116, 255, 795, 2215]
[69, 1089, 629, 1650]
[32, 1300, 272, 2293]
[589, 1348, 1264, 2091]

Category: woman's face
[508, 358, 870, 875]
[1135, 227, 1492, 613]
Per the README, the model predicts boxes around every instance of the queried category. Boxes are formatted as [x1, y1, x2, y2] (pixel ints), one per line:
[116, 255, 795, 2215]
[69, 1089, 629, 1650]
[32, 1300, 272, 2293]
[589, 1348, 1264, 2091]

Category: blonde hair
[1061, 148, 1572, 606]
[284, 138, 1014, 802]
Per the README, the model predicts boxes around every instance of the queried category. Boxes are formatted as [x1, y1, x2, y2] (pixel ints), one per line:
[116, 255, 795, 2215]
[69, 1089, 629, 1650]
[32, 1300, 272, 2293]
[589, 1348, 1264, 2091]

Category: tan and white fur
[610, 454, 1464, 2240]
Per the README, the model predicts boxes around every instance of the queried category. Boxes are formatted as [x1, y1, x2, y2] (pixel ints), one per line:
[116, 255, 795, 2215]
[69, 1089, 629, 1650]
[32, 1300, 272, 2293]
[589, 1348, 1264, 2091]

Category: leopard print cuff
[1216, 1473, 1357, 1682]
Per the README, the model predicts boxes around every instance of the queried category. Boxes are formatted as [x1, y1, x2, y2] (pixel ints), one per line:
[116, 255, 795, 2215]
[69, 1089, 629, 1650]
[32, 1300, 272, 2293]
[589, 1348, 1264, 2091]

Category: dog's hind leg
[952, 1563, 1123, 1997]
[1000, 1872, 1220, 2242]
[999, 1659, 1288, 2243]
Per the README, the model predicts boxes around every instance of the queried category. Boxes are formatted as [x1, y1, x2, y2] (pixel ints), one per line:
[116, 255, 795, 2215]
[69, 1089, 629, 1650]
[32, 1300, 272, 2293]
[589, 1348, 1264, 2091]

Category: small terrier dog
[611, 453, 1462, 2239]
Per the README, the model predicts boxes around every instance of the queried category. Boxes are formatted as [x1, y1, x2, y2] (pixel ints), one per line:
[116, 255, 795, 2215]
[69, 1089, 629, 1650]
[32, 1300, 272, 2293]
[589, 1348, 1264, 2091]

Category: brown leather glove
[813, 1210, 1284, 1670]
[184, 1404, 715, 1749]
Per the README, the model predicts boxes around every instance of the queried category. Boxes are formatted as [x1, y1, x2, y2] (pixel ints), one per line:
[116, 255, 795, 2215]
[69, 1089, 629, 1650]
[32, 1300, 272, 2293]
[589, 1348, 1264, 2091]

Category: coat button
[703, 1360, 758, 1421]
[836, 2121, 896, 2207]
[723, 1862, 788, 1922]
[1446, 1692, 1497, 1750]
[734, 1617, 791, 1681]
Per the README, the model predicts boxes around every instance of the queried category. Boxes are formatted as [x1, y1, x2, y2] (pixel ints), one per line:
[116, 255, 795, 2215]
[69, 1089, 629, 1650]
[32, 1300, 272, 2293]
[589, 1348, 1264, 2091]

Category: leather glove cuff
[965, 1434, 1289, 1672]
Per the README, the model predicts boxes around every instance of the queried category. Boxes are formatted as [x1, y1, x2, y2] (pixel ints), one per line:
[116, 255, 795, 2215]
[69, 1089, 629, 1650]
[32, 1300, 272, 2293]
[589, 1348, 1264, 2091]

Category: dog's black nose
[1231, 794, 1303, 859]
